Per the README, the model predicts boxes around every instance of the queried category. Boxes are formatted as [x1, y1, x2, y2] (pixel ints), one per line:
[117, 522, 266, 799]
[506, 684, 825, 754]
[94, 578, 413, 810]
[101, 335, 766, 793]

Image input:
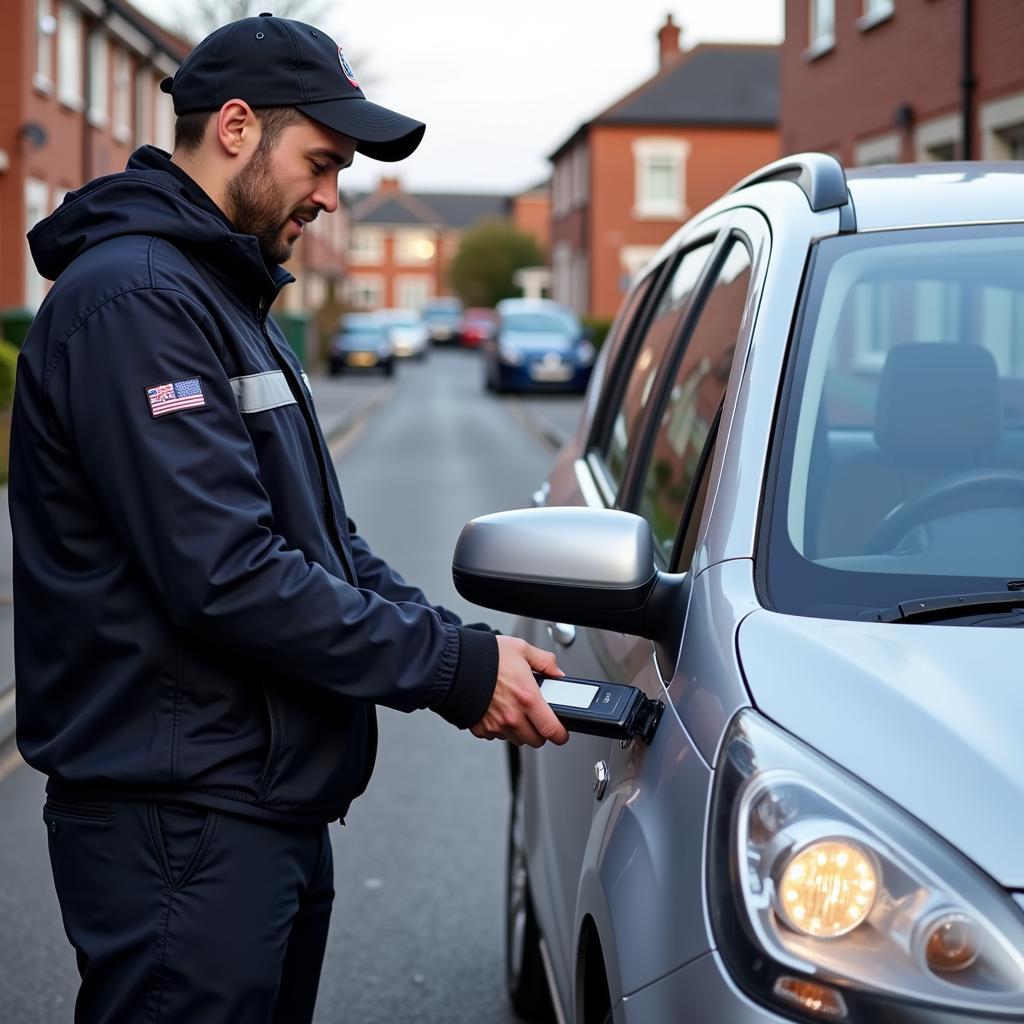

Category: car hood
[499, 331, 574, 353]
[737, 610, 1024, 887]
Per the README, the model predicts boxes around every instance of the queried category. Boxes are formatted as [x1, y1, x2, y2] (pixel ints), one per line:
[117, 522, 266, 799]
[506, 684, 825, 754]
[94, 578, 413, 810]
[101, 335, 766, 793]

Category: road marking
[327, 384, 395, 461]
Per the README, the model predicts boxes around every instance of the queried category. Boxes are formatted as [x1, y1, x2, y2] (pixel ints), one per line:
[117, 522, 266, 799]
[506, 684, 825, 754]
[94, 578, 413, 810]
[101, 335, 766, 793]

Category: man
[10, 13, 567, 1023]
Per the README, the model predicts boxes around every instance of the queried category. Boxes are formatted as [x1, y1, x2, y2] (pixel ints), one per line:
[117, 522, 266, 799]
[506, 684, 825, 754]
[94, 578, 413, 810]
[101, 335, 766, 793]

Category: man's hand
[471, 636, 570, 748]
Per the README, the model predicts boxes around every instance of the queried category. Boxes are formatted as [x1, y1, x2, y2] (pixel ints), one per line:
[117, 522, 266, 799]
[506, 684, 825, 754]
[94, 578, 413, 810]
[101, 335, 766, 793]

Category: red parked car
[460, 307, 498, 348]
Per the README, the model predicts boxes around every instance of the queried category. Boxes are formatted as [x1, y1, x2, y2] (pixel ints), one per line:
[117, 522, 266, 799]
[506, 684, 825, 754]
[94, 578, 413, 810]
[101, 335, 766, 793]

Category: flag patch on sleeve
[146, 377, 207, 418]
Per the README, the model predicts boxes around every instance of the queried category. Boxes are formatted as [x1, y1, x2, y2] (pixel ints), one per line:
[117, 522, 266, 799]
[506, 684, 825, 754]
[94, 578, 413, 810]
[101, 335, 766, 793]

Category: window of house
[348, 274, 383, 309]
[915, 114, 961, 161]
[395, 230, 435, 265]
[853, 131, 901, 167]
[351, 227, 384, 264]
[863, 0, 893, 18]
[981, 92, 1024, 160]
[112, 47, 131, 142]
[809, 0, 835, 51]
[598, 240, 715, 494]
[636, 241, 752, 565]
[154, 89, 174, 152]
[35, 0, 56, 93]
[395, 275, 432, 310]
[87, 31, 108, 127]
[57, 2, 83, 110]
[135, 67, 152, 146]
[633, 139, 689, 219]
[25, 179, 50, 310]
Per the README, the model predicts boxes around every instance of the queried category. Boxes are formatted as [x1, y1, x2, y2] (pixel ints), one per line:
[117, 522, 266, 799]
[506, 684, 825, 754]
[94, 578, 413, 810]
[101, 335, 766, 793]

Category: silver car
[453, 156, 1024, 1023]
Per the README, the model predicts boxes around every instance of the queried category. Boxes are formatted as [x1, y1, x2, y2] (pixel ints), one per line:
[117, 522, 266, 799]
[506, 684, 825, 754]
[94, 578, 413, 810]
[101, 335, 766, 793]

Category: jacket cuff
[433, 626, 498, 729]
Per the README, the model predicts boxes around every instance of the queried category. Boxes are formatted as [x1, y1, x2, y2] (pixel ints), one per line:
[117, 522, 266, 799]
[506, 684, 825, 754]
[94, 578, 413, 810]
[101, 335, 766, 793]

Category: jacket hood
[29, 146, 291, 300]
[737, 609, 1024, 887]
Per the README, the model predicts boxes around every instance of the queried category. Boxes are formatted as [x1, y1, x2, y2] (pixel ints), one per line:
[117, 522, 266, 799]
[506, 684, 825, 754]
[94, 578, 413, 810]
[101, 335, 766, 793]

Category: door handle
[547, 622, 576, 647]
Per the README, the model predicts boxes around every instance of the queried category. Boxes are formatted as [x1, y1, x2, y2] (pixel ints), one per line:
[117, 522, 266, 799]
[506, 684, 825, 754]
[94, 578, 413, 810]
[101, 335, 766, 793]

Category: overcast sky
[142, 1, 784, 194]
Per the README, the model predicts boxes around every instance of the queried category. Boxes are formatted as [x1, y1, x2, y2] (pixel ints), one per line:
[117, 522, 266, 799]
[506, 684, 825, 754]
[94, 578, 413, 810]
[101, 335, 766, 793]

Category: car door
[526, 228, 724, 999]
[592, 216, 771, 1002]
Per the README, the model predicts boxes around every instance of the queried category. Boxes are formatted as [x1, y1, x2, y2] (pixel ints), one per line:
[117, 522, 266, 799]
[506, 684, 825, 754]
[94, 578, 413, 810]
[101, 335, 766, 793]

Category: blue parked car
[483, 299, 595, 394]
[328, 313, 395, 377]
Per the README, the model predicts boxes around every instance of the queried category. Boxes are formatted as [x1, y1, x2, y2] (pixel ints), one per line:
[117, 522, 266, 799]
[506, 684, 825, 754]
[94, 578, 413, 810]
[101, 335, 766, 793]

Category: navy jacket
[11, 147, 498, 824]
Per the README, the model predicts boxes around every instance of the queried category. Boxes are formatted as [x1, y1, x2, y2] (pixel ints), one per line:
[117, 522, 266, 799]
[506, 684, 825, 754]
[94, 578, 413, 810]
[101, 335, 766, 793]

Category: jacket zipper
[258, 299, 356, 585]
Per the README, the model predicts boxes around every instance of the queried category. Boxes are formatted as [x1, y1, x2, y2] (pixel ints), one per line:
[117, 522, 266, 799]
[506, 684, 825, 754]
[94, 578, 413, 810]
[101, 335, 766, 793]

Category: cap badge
[338, 47, 359, 87]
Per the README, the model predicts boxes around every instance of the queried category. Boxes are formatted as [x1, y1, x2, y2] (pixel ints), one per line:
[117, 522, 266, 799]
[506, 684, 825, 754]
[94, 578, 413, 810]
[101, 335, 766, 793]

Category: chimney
[378, 176, 401, 193]
[657, 13, 682, 69]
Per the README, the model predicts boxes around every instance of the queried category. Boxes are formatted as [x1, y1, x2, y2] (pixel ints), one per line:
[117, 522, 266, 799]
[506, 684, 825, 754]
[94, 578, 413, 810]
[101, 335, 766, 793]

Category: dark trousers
[43, 796, 335, 1024]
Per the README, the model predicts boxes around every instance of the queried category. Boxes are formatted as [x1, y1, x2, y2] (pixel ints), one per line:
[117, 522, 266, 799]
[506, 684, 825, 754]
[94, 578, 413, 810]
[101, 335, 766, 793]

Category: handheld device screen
[540, 678, 598, 710]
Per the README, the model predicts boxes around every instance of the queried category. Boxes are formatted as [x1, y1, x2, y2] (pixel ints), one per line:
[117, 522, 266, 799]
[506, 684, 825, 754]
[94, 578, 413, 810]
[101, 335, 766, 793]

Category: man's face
[225, 117, 356, 265]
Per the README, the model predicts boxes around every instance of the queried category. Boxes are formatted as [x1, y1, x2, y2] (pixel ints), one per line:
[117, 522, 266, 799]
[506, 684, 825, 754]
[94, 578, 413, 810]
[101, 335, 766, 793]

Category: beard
[224, 145, 316, 266]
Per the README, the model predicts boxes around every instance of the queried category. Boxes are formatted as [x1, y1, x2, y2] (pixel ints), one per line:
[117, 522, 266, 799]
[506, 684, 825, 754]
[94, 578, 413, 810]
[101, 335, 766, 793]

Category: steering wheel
[864, 468, 1024, 555]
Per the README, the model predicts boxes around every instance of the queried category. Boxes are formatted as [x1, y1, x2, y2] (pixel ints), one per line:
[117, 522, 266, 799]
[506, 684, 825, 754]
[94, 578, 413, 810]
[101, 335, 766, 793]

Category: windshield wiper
[872, 590, 1024, 624]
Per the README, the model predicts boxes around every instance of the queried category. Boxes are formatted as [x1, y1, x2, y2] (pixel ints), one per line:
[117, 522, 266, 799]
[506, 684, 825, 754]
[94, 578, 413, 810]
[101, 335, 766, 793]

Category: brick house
[549, 16, 779, 319]
[345, 178, 512, 310]
[1, 0, 348, 330]
[781, 0, 1024, 166]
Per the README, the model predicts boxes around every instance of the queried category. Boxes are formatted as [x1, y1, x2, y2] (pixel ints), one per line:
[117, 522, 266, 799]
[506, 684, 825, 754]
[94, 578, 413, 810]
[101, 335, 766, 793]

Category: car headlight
[709, 712, 1024, 1021]
[499, 346, 525, 365]
[576, 341, 596, 365]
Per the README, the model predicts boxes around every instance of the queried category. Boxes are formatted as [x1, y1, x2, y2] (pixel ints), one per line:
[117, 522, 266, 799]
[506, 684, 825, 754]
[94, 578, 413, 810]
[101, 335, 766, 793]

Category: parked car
[483, 298, 595, 394]
[460, 306, 499, 348]
[376, 308, 429, 359]
[421, 296, 464, 344]
[327, 313, 394, 376]
[452, 156, 1024, 1023]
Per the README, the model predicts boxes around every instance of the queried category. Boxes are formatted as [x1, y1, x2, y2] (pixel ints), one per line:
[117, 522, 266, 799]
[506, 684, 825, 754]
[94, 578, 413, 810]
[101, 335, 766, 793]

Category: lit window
[395, 230, 435, 265]
[57, 2, 83, 110]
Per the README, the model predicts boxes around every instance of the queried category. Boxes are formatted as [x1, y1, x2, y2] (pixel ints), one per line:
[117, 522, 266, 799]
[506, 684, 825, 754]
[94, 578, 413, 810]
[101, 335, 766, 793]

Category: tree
[448, 220, 545, 309]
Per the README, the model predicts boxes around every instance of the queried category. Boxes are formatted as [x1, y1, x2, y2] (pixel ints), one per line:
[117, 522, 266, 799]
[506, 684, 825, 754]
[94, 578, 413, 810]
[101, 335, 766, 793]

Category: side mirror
[452, 507, 687, 649]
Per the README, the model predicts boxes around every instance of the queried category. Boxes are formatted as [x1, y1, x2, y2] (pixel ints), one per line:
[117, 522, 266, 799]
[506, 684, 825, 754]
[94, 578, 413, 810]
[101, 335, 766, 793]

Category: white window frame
[394, 229, 435, 266]
[395, 275, 433, 310]
[87, 30, 108, 128]
[35, 0, 56, 94]
[806, 0, 835, 58]
[25, 178, 50, 311]
[112, 47, 131, 143]
[553, 241, 572, 307]
[154, 88, 174, 152]
[135, 65, 152, 146]
[914, 113, 961, 161]
[348, 274, 384, 310]
[981, 91, 1024, 160]
[620, 246, 660, 287]
[853, 131, 901, 167]
[57, 2, 84, 111]
[633, 138, 689, 220]
[350, 227, 384, 264]
[859, 0, 894, 31]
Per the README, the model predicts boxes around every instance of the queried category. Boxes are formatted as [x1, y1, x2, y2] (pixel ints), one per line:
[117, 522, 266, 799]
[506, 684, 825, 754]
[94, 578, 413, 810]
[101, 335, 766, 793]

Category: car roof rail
[730, 152, 857, 231]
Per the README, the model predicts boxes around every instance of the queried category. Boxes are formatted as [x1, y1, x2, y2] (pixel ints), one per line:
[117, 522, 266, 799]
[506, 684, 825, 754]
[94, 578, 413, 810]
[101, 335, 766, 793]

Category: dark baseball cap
[159, 13, 425, 162]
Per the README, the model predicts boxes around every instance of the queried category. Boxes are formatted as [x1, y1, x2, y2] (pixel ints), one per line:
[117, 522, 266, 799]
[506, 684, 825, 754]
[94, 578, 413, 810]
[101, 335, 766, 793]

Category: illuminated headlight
[709, 713, 1024, 1021]
[498, 346, 525, 365]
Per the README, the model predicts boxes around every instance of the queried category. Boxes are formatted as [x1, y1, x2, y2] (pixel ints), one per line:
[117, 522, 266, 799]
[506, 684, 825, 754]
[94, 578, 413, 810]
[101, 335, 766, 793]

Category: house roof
[348, 190, 508, 229]
[108, 0, 192, 60]
[550, 44, 779, 161]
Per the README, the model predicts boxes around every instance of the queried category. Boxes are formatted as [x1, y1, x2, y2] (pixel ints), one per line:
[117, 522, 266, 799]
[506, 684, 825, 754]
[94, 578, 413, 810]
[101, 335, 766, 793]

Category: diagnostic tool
[535, 674, 665, 745]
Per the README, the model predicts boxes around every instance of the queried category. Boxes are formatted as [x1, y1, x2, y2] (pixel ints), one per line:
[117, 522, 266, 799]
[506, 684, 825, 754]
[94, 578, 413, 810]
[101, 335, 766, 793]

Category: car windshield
[423, 303, 460, 321]
[502, 312, 578, 335]
[764, 224, 1024, 620]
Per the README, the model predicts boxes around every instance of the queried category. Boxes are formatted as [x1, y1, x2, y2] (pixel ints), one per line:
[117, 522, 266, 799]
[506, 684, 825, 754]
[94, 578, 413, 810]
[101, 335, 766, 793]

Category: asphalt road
[0, 347, 584, 1023]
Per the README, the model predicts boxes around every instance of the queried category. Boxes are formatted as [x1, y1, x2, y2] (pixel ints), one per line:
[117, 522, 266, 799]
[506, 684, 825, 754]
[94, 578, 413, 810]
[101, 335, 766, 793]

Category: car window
[637, 241, 752, 565]
[599, 242, 716, 496]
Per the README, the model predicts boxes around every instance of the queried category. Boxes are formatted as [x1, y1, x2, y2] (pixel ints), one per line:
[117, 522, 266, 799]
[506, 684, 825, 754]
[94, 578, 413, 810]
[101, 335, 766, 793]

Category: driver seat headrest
[874, 342, 1001, 458]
